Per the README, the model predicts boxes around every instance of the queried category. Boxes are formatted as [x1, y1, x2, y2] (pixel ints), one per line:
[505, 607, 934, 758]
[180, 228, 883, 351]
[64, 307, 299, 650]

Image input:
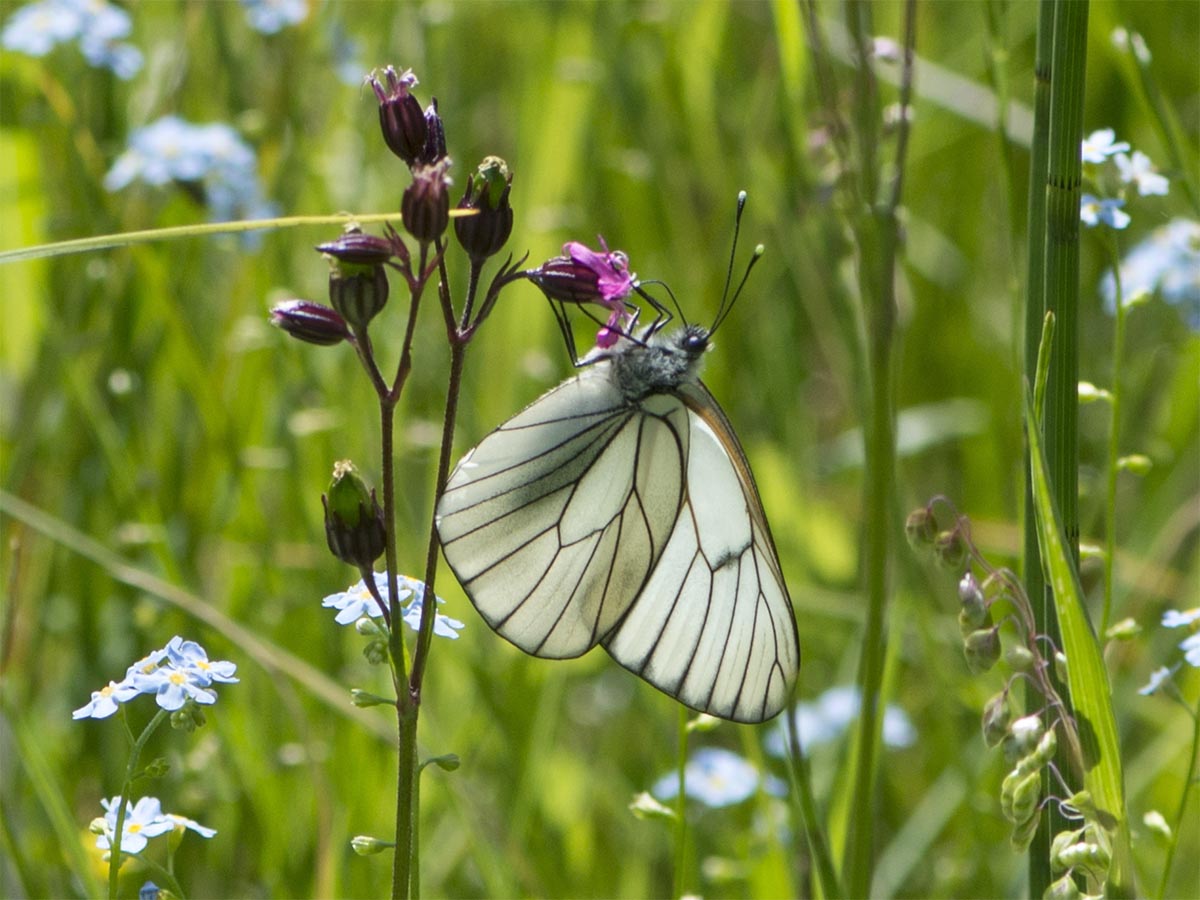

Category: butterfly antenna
[711, 191, 762, 334]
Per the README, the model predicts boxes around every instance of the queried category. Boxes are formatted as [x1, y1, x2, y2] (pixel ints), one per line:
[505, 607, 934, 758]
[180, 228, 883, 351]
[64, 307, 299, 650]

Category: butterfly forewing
[436, 365, 687, 659]
[602, 382, 799, 723]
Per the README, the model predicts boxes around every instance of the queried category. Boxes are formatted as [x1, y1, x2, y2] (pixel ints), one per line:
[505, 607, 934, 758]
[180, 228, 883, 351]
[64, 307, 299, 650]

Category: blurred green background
[1, 1, 1197, 897]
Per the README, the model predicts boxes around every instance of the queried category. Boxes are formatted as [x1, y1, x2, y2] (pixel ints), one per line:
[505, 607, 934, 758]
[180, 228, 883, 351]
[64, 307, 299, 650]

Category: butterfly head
[609, 322, 709, 400]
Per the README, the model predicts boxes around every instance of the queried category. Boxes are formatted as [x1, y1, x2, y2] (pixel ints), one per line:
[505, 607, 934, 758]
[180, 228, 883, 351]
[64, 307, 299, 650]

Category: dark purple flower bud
[316, 229, 397, 266]
[454, 156, 513, 262]
[370, 66, 427, 166]
[402, 160, 451, 244]
[528, 238, 637, 348]
[329, 264, 389, 331]
[419, 98, 447, 165]
[269, 300, 352, 346]
[323, 460, 387, 568]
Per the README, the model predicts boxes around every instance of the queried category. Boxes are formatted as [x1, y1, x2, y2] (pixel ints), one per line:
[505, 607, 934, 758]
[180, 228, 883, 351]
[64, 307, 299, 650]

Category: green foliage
[1, 1, 1196, 897]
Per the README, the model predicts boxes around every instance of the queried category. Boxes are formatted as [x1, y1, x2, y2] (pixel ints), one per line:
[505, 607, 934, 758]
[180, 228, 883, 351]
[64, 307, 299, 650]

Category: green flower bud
[421, 753, 461, 772]
[958, 572, 991, 635]
[1005, 769, 1041, 825]
[904, 507, 937, 551]
[629, 791, 677, 822]
[934, 528, 968, 571]
[1055, 840, 1110, 874]
[1005, 643, 1036, 672]
[1142, 810, 1171, 843]
[1010, 804, 1041, 852]
[1032, 726, 1057, 766]
[355, 616, 386, 637]
[89, 816, 108, 835]
[1054, 650, 1069, 682]
[323, 461, 387, 569]
[143, 757, 171, 778]
[982, 692, 1013, 748]
[351, 834, 395, 856]
[351, 689, 395, 708]
[1077, 381, 1112, 404]
[964, 626, 1001, 674]
[1117, 454, 1152, 475]
[1044, 873, 1083, 900]
[1104, 617, 1141, 641]
[1050, 827, 1084, 872]
[1009, 714, 1045, 752]
[363, 638, 389, 665]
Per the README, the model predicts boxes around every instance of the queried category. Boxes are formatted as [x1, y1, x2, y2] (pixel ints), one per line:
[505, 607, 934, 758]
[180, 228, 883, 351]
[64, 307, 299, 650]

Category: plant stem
[108, 709, 168, 900]
[1100, 233, 1125, 637]
[1031, 2, 1088, 891]
[785, 708, 842, 899]
[392, 701, 418, 899]
[842, 1, 914, 893]
[673, 705, 688, 899]
[1158, 698, 1200, 898]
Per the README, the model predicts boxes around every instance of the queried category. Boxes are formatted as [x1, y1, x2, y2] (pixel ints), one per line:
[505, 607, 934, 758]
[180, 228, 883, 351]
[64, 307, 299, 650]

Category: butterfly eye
[682, 329, 709, 355]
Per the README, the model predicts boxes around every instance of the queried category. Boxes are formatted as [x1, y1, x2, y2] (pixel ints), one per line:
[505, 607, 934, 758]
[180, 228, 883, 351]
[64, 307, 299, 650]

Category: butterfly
[435, 203, 799, 723]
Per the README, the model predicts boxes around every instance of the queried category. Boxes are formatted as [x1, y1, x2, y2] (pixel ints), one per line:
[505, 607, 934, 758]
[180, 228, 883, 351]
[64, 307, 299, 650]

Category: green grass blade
[1023, 387, 1135, 896]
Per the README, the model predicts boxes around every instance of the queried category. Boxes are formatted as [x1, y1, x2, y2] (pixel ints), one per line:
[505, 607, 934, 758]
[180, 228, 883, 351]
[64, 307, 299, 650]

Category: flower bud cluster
[908, 498, 1114, 888]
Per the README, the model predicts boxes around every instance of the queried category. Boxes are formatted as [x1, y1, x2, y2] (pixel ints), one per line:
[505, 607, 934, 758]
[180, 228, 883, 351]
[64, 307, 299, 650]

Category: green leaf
[1023, 387, 1135, 896]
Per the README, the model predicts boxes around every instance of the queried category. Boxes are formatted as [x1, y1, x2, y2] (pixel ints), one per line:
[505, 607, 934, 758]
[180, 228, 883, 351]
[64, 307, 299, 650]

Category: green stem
[842, 1, 913, 894]
[1158, 698, 1200, 898]
[1032, 3, 1088, 891]
[785, 708, 842, 898]
[1100, 232, 1125, 637]
[392, 703, 418, 900]
[673, 705, 688, 899]
[108, 709, 169, 900]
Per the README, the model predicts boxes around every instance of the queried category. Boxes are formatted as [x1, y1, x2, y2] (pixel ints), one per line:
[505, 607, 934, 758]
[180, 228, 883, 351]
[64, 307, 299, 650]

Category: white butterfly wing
[436, 364, 686, 658]
[603, 381, 800, 723]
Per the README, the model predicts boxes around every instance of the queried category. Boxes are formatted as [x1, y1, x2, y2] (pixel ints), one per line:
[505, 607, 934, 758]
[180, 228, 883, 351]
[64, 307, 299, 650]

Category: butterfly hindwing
[436, 364, 687, 658]
[602, 381, 800, 723]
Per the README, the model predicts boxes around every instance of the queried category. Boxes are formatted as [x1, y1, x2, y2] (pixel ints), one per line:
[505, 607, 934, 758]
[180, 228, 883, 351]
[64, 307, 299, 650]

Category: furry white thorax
[605, 323, 711, 401]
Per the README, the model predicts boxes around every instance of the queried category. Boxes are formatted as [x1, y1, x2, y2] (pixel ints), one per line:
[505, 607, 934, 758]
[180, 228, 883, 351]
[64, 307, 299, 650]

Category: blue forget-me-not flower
[651, 747, 781, 808]
[764, 685, 917, 757]
[240, 0, 308, 34]
[73, 636, 238, 719]
[104, 116, 278, 230]
[1101, 219, 1200, 330]
[322, 571, 465, 638]
[1, 0, 142, 79]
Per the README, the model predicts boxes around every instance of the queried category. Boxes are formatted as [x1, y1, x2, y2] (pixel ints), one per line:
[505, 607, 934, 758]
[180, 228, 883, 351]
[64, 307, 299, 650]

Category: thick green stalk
[1028, 0, 1089, 893]
[1021, 1, 1054, 887]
